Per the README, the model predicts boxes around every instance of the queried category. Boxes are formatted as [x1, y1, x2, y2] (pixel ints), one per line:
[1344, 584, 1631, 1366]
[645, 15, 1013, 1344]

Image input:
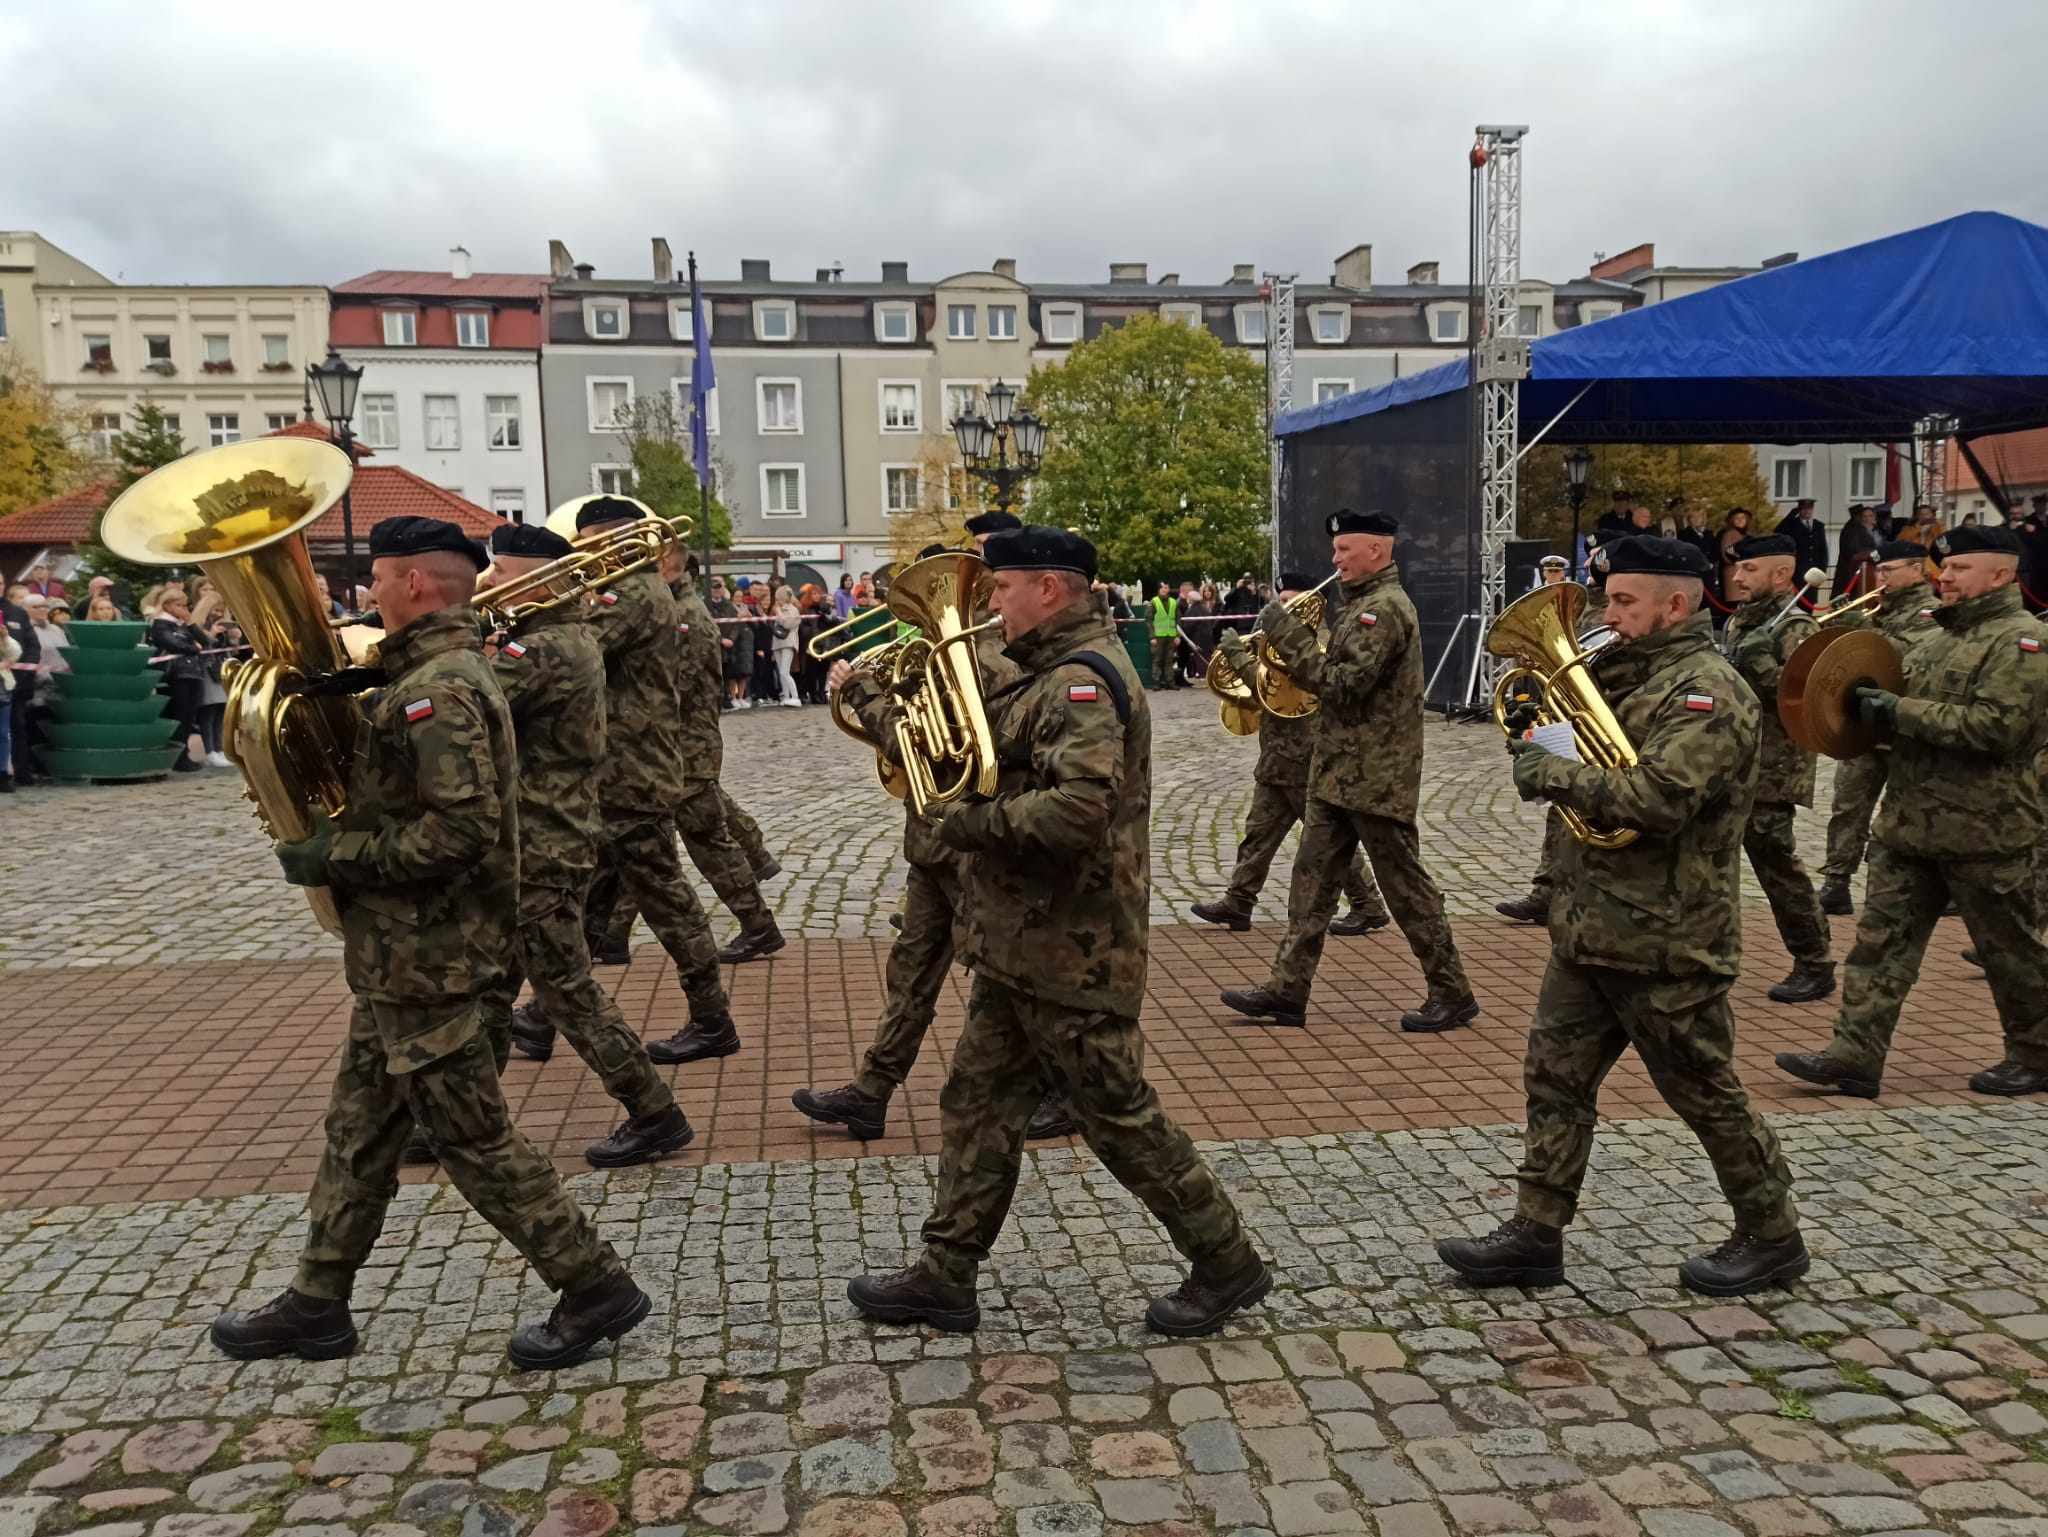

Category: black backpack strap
[1052, 650, 1132, 725]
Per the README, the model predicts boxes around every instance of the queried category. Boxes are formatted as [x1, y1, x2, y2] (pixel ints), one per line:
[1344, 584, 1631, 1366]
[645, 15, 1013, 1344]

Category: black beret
[490, 522, 573, 559]
[575, 495, 645, 531]
[1278, 570, 1312, 591]
[368, 515, 489, 571]
[917, 542, 951, 561]
[982, 524, 1097, 579]
[963, 510, 1023, 536]
[1326, 508, 1398, 537]
[1731, 533, 1797, 561]
[1935, 525, 2023, 558]
[1602, 535, 1711, 579]
[1874, 540, 1927, 564]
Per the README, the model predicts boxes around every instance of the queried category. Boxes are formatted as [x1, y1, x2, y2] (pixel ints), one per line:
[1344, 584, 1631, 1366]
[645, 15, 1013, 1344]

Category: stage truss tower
[1473, 124, 1530, 695]
[1915, 414, 1954, 513]
[1264, 271, 1297, 585]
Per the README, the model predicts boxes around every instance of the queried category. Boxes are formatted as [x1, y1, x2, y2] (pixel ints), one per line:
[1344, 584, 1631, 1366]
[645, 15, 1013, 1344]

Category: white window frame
[207, 412, 241, 447]
[1771, 457, 1810, 502]
[423, 394, 460, 451]
[83, 332, 112, 366]
[756, 377, 802, 434]
[1847, 453, 1884, 501]
[491, 489, 526, 521]
[942, 380, 983, 428]
[1579, 301, 1623, 325]
[263, 412, 297, 432]
[874, 302, 915, 343]
[583, 299, 627, 340]
[1309, 304, 1351, 344]
[1426, 303, 1467, 343]
[262, 333, 290, 367]
[587, 376, 634, 433]
[88, 412, 121, 457]
[143, 333, 172, 363]
[1234, 305, 1267, 344]
[671, 375, 720, 436]
[454, 309, 490, 348]
[591, 463, 635, 495]
[987, 304, 1018, 339]
[1313, 378, 1353, 405]
[381, 309, 417, 346]
[668, 300, 694, 342]
[752, 300, 795, 341]
[760, 463, 806, 519]
[485, 394, 522, 450]
[947, 304, 976, 340]
[878, 379, 921, 433]
[1040, 303, 1082, 344]
[882, 464, 921, 516]
[1160, 302, 1203, 329]
[360, 393, 399, 449]
[1516, 302, 1546, 339]
[203, 333, 232, 364]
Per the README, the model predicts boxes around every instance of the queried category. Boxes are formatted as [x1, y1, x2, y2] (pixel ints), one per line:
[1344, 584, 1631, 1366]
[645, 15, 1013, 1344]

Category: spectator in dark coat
[1782, 498, 1829, 578]
[2017, 493, 2048, 614]
[1834, 503, 1881, 601]
[149, 585, 212, 773]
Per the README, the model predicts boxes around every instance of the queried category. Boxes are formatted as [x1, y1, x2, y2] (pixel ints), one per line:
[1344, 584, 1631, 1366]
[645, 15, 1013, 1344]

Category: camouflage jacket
[1263, 564, 1425, 823]
[491, 605, 604, 888]
[328, 605, 519, 1003]
[1874, 584, 2048, 858]
[1520, 610, 1761, 978]
[590, 567, 688, 811]
[1723, 594, 1817, 807]
[672, 581, 726, 783]
[1253, 708, 1315, 787]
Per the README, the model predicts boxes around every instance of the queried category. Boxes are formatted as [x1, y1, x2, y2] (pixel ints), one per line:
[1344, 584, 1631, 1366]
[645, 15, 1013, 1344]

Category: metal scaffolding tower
[1472, 124, 1530, 697]
[1915, 414, 1954, 512]
[1264, 272, 1297, 585]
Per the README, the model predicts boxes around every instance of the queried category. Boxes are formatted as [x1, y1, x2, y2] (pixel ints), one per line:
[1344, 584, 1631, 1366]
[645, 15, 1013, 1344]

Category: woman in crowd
[833, 572, 855, 621]
[796, 586, 832, 704]
[150, 583, 213, 773]
[770, 582, 802, 707]
[0, 623, 17, 792]
[190, 585, 234, 767]
[720, 578, 755, 709]
[83, 593, 121, 621]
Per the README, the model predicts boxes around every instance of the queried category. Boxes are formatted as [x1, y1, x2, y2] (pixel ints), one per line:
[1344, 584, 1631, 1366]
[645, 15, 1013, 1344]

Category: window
[83, 332, 111, 366]
[757, 378, 801, 433]
[1848, 454, 1884, 500]
[672, 373, 719, 435]
[264, 412, 297, 432]
[947, 304, 976, 339]
[666, 300, 695, 342]
[208, 413, 241, 447]
[381, 310, 417, 346]
[1428, 305, 1467, 342]
[883, 465, 921, 515]
[1235, 305, 1267, 344]
[875, 302, 914, 342]
[762, 464, 805, 518]
[1772, 458, 1810, 501]
[203, 334, 231, 364]
[491, 489, 526, 521]
[588, 378, 633, 432]
[146, 334, 173, 363]
[455, 311, 490, 348]
[1313, 379, 1352, 405]
[424, 395, 459, 451]
[1040, 303, 1082, 343]
[155, 414, 180, 444]
[88, 412, 121, 456]
[880, 381, 920, 432]
[753, 301, 794, 341]
[486, 394, 521, 449]
[585, 300, 626, 339]
[1579, 301, 1622, 325]
[944, 382, 981, 426]
[593, 464, 635, 494]
[1160, 302, 1203, 329]
[988, 304, 1017, 339]
[263, 333, 289, 366]
[1516, 303, 1545, 337]
[1310, 305, 1349, 344]
[946, 465, 975, 510]
[360, 393, 399, 449]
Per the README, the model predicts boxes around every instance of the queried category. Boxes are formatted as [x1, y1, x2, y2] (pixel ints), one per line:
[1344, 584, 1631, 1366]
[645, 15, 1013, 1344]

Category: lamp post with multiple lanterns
[306, 346, 366, 606]
[950, 380, 1047, 517]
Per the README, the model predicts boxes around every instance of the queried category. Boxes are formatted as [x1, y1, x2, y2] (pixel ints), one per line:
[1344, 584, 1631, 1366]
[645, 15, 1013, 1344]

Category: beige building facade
[0, 232, 111, 377]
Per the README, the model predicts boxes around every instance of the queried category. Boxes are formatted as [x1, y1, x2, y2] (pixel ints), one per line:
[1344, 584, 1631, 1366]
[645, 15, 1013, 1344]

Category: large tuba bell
[883, 551, 1004, 815]
[102, 439, 364, 934]
[1485, 581, 1640, 850]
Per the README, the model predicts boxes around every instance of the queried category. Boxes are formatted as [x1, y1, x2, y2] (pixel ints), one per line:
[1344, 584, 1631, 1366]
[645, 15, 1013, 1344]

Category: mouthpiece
[1802, 567, 1827, 588]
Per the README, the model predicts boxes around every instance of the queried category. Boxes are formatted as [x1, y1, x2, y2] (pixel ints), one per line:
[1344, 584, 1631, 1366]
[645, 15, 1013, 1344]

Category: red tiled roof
[316, 467, 497, 542]
[0, 482, 117, 545]
[334, 269, 549, 301]
[1946, 427, 2048, 496]
[267, 417, 376, 459]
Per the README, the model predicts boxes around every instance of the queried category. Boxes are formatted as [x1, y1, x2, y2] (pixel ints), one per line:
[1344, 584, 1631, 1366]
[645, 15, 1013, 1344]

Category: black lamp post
[951, 380, 1045, 516]
[1565, 445, 1594, 579]
[307, 345, 366, 606]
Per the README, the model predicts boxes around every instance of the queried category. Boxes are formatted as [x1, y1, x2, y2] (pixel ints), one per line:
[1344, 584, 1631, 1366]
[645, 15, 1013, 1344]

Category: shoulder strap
[1054, 650, 1133, 724]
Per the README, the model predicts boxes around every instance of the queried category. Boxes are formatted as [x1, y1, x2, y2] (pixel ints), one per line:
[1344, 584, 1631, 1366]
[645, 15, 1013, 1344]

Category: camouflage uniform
[1526, 809, 1568, 907]
[1513, 610, 1798, 1238]
[296, 604, 623, 1302]
[1256, 565, 1471, 1006]
[1824, 585, 2048, 1076]
[1722, 595, 1831, 967]
[904, 599, 1254, 1288]
[589, 568, 727, 1020]
[476, 606, 675, 1118]
[1820, 586, 1939, 883]
[1221, 709, 1386, 919]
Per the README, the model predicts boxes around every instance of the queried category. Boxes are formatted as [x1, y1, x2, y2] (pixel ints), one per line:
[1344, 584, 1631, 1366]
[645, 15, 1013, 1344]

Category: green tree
[1023, 314, 1269, 582]
[1520, 443, 1774, 548]
[71, 401, 195, 593]
[618, 390, 733, 554]
[0, 356, 93, 519]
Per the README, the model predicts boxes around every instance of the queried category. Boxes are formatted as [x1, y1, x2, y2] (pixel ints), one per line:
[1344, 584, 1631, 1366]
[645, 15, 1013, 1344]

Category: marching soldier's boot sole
[791, 1089, 887, 1140]
[506, 1285, 653, 1372]
[846, 1276, 980, 1333]
[1219, 988, 1307, 1027]
[1191, 902, 1253, 931]
[1145, 1262, 1274, 1338]
[211, 1317, 360, 1362]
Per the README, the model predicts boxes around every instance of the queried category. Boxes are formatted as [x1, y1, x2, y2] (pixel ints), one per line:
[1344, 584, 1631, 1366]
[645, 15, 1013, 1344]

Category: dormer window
[1309, 305, 1350, 344]
[669, 300, 695, 342]
[875, 302, 914, 343]
[1160, 302, 1203, 329]
[754, 301, 795, 341]
[455, 310, 490, 347]
[1040, 304, 1082, 344]
[1235, 305, 1267, 344]
[382, 310, 417, 346]
[1426, 303, 1468, 342]
[584, 300, 626, 339]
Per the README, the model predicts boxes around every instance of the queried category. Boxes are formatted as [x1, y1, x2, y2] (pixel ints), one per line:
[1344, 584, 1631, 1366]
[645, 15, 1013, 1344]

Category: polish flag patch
[1068, 683, 1099, 703]
[2022, 636, 2042, 654]
[1358, 611, 1378, 627]
[598, 591, 619, 606]
[678, 623, 690, 633]
[1683, 693, 1715, 712]
[404, 698, 435, 723]
[502, 640, 527, 659]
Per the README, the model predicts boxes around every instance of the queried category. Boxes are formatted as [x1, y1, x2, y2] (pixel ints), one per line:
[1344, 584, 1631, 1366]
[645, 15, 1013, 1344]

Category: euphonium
[809, 604, 915, 799]
[101, 439, 364, 934]
[1485, 581, 1641, 850]
[883, 551, 1003, 815]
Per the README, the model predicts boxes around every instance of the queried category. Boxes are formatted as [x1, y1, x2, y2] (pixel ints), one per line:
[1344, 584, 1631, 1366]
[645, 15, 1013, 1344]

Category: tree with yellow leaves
[0, 356, 95, 519]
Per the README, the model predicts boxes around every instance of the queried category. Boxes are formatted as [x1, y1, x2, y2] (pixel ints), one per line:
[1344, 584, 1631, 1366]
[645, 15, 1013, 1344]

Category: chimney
[1156, 272, 1179, 286]
[1589, 242, 1654, 282]
[1332, 243, 1372, 290]
[1109, 261, 1148, 284]
[881, 260, 909, 283]
[992, 258, 1017, 279]
[740, 258, 771, 282]
[1231, 263, 1255, 283]
[548, 240, 574, 278]
[816, 268, 833, 283]
[1760, 250, 1798, 269]
[449, 246, 472, 281]
[652, 238, 673, 283]
[572, 262, 595, 281]
[1406, 260, 1439, 285]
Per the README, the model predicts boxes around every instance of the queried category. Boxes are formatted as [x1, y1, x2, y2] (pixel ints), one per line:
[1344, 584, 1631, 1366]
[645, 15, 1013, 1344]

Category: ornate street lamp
[1565, 445, 1594, 579]
[950, 385, 1041, 516]
[307, 346, 366, 604]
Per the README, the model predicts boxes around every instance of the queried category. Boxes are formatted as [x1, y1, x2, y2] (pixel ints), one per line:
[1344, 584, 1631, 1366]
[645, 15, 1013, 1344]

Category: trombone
[472, 512, 693, 630]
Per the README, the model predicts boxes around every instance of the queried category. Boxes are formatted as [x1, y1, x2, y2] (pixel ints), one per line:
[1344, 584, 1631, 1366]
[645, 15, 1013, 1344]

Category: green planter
[55, 670, 164, 701]
[42, 747, 184, 780]
[61, 620, 148, 650]
[45, 720, 176, 751]
[47, 622, 175, 782]
[61, 646, 150, 677]
[78, 696, 178, 724]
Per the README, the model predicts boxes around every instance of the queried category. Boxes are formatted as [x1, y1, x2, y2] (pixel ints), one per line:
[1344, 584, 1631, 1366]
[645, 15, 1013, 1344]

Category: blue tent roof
[1276, 211, 2048, 444]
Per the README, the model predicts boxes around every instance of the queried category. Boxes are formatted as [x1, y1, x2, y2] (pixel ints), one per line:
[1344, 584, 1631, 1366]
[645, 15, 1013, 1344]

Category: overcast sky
[7, 0, 2043, 292]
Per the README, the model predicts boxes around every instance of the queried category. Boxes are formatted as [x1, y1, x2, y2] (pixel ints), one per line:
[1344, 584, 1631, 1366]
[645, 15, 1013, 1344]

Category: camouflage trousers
[593, 810, 728, 1021]
[1821, 754, 1888, 882]
[296, 998, 623, 1301]
[920, 974, 1256, 1288]
[854, 855, 962, 1101]
[1743, 803, 1832, 966]
[1223, 780, 1384, 918]
[1517, 959, 1798, 1240]
[1268, 800, 1471, 1006]
[1527, 808, 1568, 899]
[595, 783, 775, 943]
[479, 881, 674, 1120]
[1826, 843, 2048, 1075]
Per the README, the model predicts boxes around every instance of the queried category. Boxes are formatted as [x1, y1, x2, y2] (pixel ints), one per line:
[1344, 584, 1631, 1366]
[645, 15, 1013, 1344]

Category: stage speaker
[1505, 538, 1554, 597]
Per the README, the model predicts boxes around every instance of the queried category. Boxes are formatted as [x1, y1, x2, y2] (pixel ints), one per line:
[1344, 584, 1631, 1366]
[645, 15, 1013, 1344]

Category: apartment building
[0, 231, 111, 377]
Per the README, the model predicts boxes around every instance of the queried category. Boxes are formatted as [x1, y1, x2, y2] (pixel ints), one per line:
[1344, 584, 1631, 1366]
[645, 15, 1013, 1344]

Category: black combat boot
[1191, 899, 1253, 931]
[1818, 877, 1854, 916]
[1767, 961, 1836, 1004]
[1220, 986, 1306, 1027]
[1401, 995, 1480, 1033]
[792, 1083, 888, 1140]
[1327, 907, 1390, 937]
[717, 920, 787, 964]
[1145, 1251, 1273, 1337]
[211, 1288, 359, 1361]
[646, 1013, 741, 1065]
[1435, 1215, 1566, 1287]
[1494, 892, 1549, 924]
[1773, 1051, 1880, 1098]
[847, 1264, 980, 1332]
[589, 936, 632, 967]
[1026, 1090, 1076, 1139]
[509, 1002, 555, 1062]
[507, 1272, 653, 1371]
[585, 1105, 694, 1168]
[1969, 1059, 2048, 1096]
[1679, 1231, 1811, 1296]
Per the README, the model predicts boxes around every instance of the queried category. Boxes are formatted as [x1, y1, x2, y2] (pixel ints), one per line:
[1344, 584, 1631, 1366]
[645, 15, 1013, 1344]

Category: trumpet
[1812, 584, 1884, 626]
[472, 512, 693, 630]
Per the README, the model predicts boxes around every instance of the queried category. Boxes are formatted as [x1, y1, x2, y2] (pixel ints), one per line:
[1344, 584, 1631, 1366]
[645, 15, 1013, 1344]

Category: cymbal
[1779, 628, 1904, 759]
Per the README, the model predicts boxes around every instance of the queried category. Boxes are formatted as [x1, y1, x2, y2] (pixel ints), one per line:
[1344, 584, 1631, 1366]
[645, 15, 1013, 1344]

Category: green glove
[1257, 600, 1292, 635]
[1509, 737, 1551, 802]
[1852, 685, 1900, 732]
[275, 807, 336, 887]
[1217, 629, 1252, 669]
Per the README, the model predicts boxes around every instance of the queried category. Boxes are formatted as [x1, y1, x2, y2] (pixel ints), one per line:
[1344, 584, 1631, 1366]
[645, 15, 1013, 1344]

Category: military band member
[844, 527, 1268, 1337]
[211, 516, 650, 1370]
[1438, 535, 1808, 1296]
[1191, 570, 1388, 937]
[1816, 542, 1939, 915]
[1218, 510, 1477, 1032]
[1721, 534, 1835, 1003]
[1776, 524, 2048, 1099]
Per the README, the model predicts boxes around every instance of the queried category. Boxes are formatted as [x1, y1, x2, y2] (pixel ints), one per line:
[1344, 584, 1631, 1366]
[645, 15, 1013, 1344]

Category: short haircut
[1647, 573, 1704, 609]
[405, 548, 487, 599]
[1055, 570, 1090, 598]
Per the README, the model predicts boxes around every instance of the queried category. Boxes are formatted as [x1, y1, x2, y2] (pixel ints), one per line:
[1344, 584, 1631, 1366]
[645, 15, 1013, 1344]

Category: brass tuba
[808, 605, 915, 801]
[1485, 581, 1640, 850]
[102, 439, 364, 934]
[881, 551, 1003, 815]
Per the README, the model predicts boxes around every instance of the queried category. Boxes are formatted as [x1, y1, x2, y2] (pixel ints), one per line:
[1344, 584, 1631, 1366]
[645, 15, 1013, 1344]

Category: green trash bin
[1118, 619, 1155, 687]
[40, 621, 182, 782]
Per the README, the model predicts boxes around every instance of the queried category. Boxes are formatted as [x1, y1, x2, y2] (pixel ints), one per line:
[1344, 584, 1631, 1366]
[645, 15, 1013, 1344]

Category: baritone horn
[881, 551, 1003, 815]
[810, 605, 915, 801]
[1485, 581, 1640, 850]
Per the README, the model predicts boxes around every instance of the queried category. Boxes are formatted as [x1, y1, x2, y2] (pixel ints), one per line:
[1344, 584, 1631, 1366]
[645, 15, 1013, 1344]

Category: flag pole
[689, 249, 713, 599]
